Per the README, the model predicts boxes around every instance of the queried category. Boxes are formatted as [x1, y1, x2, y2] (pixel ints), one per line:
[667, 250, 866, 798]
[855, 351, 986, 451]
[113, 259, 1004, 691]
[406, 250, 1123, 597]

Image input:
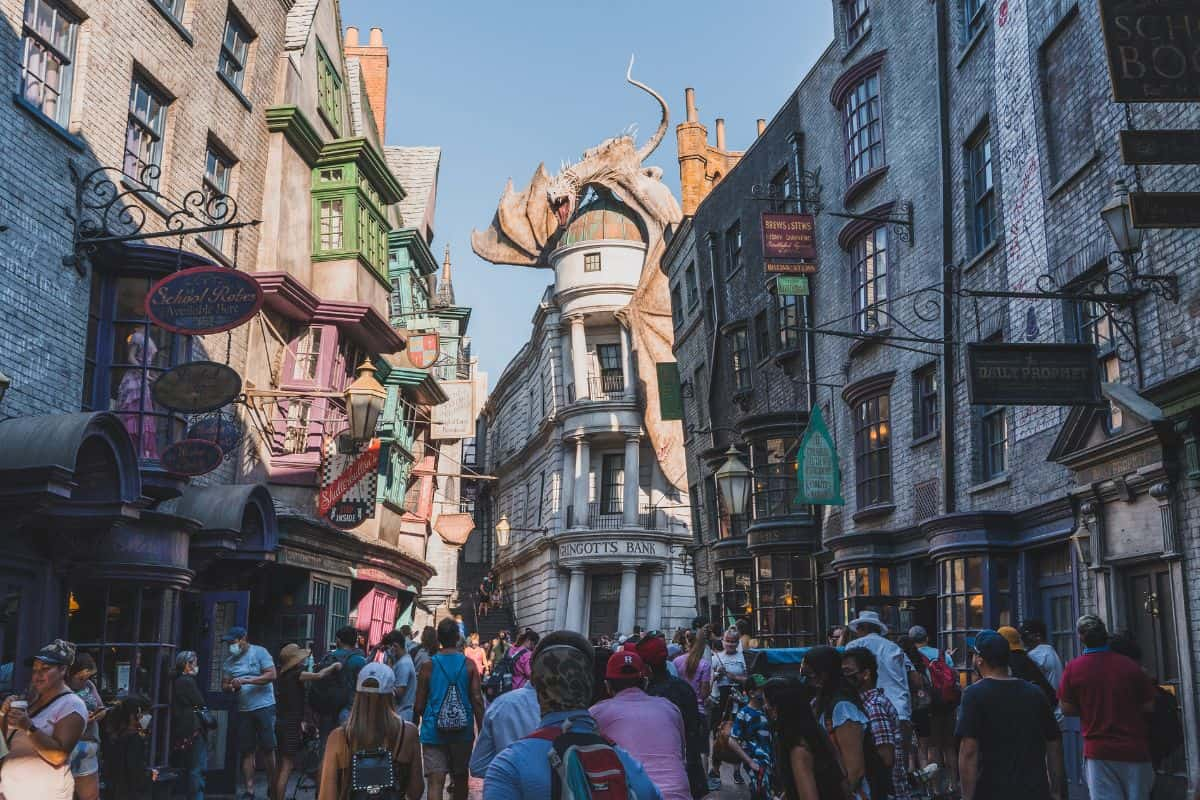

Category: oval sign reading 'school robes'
[160, 439, 224, 476]
[145, 266, 263, 335]
[152, 361, 243, 413]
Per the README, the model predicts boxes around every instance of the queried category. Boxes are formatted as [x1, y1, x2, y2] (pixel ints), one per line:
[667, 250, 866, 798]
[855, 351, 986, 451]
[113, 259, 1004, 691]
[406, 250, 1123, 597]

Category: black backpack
[1149, 686, 1184, 767]
[309, 650, 358, 715]
[348, 724, 409, 800]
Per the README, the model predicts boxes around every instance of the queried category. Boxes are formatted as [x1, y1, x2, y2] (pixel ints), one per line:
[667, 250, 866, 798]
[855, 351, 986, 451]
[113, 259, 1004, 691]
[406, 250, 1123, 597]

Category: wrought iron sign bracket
[64, 161, 259, 275]
[824, 201, 914, 246]
[749, 168, 824, 214]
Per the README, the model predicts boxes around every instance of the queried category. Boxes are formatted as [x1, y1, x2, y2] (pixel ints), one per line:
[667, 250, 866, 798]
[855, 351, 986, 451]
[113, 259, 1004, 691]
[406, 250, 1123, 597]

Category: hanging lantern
[344, 360, 387, 443]
[715, 445, 752, 517]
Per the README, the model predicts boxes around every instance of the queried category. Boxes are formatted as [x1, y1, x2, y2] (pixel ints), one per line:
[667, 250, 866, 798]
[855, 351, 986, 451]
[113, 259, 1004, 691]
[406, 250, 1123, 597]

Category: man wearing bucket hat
[844, 610, 911, 722]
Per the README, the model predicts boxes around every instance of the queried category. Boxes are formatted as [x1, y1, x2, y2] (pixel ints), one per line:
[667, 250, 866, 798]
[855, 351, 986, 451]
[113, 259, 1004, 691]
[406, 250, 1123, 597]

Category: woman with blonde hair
[318, 662, 423, 800]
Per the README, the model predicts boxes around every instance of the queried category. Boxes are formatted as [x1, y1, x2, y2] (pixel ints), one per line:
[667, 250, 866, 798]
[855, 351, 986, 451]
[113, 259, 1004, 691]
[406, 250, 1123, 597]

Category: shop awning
[159, 483, 279, 559]
[0, 411, 141, 515]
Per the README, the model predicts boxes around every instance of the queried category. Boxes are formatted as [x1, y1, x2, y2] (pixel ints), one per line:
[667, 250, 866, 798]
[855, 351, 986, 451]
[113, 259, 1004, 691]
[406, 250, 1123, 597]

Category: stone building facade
[479, 193, 696, 639]
[0, 0, 459, 785]
[671, 0, 1200, 792]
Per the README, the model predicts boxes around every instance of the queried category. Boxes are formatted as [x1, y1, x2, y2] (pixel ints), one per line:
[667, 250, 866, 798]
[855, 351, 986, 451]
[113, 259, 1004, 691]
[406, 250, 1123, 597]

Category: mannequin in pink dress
[117, 328, 159, 459]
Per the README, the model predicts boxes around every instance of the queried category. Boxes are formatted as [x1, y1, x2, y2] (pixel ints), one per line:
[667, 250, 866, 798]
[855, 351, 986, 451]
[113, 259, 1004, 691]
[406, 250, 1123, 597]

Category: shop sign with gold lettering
[145, 266, 264, 335]
[967, 343, 1103, 406]
[1098, 0, 1200, 102]
[152, 361, 242, 413]
[761, 213, 817, 262]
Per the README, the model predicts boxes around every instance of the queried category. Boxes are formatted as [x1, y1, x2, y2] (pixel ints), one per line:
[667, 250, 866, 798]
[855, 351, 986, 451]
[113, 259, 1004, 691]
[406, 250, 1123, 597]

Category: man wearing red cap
[591, 649, 691, 800]
[638, 635, 709, 799]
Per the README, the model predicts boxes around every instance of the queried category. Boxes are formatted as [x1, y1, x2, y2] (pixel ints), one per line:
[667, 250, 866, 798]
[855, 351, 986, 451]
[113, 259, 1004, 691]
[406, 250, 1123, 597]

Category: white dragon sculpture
[471, 57, 686, 489]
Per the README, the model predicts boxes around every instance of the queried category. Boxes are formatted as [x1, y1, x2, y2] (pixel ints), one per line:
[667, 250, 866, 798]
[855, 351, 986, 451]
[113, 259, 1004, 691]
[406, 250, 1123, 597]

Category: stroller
[287, 725, 323, 800]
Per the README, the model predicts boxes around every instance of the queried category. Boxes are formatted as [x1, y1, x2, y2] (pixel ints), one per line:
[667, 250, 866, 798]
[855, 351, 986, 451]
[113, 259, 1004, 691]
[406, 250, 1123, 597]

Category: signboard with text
[656, 362, 683, 421]
[1119, 130, 1200, 165]
[775, 276, 809, 296]
[966, 343, 1103, 406]
[431, 380, 475, 439]
[1130, 192, 1200, 228]
[145, 266, 263, 335]
[761, 212, 817, 261]
[765, 261, 818, 275]
[794, 405, 843, 506]
[152, 361, 242, 413]
[1098, 0, 1200, 102]
[318, 437, 381, 528]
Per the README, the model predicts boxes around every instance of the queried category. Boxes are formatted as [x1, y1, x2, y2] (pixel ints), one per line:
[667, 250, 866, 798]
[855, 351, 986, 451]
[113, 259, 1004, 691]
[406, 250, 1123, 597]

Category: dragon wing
[471, 165, 558, 268]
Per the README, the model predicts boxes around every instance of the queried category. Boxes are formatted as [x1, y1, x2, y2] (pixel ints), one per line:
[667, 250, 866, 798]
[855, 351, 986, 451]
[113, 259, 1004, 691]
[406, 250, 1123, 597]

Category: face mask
[228, 643, 242, 656]
[138, 713, 152, 730]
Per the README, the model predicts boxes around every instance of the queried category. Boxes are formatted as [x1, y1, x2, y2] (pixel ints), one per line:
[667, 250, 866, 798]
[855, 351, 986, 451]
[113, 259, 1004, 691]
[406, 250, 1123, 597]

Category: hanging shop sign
[761, 212, 817, 261]
[318, 436, 381, 529]
[794, 405, 844, 506]
[765, 260, 818, 275]
[656, 362, 684, 421]
[161, 438, 224, 476]
[1119, 130, 1200, 165]
[966, 343, 1103, 406]
[186, 411, 243, 453]
[431, 379, 475, 440]
[1098, 0, 1200, 102]
[152, 361, 242, 412]
[775, 275, 810, 296]
[145, 266, 264, 335]
[1129, 192, 1200, 228]
[405, 333, 440, 369]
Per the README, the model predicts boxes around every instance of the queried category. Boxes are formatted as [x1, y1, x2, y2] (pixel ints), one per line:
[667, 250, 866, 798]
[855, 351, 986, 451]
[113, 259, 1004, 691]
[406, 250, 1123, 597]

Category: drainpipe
[936, 0, 956, 515]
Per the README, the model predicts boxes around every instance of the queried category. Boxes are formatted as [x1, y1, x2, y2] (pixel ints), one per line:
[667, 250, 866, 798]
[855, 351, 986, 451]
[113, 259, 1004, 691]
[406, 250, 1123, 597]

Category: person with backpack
[844, 647, 911, 800]
[414, 617, 486, 800]
[317, 662, 423, 800]
[310, 626, 369, 740]
[997, 627, 1057, 707]
[956, 630, 1062, 800]
[763, 676, 848, 800]
[482, 630, 662, 800]
[802, 646, 876, 800]
[510, 630, 538, 690]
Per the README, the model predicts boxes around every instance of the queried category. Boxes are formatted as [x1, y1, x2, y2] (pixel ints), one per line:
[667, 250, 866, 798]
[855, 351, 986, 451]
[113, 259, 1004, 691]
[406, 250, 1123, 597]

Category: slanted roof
[345, 59, 383, 148]
[284, 0, 320, 50]
[385, 146, 441, 242]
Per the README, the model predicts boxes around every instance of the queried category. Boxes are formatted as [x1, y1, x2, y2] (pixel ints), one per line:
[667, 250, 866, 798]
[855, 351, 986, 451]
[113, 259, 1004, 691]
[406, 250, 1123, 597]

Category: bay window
[842, 73, 883, 184]
[852, 226, 888, 333]
[853, 393, 892, 507]
[755, 554, 816, 647]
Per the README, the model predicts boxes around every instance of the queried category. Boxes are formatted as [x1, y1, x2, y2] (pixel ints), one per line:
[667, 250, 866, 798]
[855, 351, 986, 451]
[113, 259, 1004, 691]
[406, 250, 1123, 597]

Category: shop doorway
[182, 590, 249, 795]
[272, 605, 327, 663]
[0, 568, 38, 702]
[589, 575, 620, 639]
[1125, 565, 1187, 800]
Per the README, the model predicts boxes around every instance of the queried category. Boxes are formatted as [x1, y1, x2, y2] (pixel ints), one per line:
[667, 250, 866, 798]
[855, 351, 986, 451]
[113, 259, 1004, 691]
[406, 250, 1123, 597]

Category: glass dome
[557, 190, 645, 248]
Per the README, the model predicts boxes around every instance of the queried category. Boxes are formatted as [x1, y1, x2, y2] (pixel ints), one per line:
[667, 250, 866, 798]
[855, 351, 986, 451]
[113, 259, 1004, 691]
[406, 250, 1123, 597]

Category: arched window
[83, 271, 194, 462]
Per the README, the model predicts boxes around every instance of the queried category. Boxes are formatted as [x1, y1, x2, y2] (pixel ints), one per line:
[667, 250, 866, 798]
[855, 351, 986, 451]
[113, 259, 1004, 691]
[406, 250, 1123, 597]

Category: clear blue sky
[340, 1, 834, 387]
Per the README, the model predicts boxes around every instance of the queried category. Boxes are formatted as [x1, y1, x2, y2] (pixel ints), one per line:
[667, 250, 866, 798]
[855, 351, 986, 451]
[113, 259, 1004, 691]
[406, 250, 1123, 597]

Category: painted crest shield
[406, 333, 440, 369]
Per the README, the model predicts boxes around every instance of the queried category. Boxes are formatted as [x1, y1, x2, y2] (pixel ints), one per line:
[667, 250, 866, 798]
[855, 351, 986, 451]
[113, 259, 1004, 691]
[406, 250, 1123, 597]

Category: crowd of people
[0, 608, 1184, 800]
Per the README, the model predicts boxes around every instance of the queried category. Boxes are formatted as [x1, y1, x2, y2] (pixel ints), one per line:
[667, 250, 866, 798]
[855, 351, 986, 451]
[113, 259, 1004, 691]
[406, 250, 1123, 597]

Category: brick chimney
[344, 26, 389, 139]
[675, 88, 746, 215]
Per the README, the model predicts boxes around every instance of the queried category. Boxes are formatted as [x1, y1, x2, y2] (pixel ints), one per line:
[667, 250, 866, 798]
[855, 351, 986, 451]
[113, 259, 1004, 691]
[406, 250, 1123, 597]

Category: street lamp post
[714, 444, 752, 517]
[344, 360, 387, 443]
[0, 370, 9, 407]
[1100, 179, 1143, 258]
[495, 514, 512, 549]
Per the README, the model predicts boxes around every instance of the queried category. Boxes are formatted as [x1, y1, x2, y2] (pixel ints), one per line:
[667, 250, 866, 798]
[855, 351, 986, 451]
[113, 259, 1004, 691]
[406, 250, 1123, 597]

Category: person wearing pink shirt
[590, 650, 691, 800]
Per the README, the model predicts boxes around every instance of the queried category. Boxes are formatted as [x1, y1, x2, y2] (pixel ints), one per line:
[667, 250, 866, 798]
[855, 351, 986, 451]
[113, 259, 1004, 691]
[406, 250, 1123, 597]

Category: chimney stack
[344, 26, 389, 139]
[715, 118, 726, 151]
[685, 88, 697, 123]
[757, 118, 766, 137]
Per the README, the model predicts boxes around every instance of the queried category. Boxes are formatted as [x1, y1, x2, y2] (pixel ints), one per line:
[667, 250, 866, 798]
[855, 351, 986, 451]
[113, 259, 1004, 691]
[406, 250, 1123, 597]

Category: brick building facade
[669, 0, 1200, 793]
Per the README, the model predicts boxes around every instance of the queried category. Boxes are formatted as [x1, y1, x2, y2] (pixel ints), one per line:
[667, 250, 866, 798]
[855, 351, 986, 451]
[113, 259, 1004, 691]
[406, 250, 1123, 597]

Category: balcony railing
[587, 373, 627, 401]
[640, 506, 689, 535]
[588, 501, 625, 529]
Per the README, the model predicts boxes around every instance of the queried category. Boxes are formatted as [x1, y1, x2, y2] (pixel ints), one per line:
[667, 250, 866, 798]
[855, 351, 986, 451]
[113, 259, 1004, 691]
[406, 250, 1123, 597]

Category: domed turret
[557, 191, 645, 249]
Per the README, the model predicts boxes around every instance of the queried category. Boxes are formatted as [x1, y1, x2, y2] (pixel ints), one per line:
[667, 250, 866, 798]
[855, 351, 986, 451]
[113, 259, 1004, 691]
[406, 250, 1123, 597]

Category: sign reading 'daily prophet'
[966, 343, 1104, 407]
[761, 213, 817, 270]
[145, 266, 263, 335]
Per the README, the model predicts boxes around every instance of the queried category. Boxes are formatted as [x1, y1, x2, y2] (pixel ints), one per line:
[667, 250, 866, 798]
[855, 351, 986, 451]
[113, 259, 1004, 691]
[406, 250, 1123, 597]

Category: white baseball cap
[356, 661, 395, 694]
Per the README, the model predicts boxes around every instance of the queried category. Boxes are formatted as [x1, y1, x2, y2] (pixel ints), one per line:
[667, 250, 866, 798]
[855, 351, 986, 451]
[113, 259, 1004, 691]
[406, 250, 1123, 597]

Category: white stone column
[623, 434, 641, 528]
[617, 564, 639, 635]
[559, 444, 575, 531]
[559, 325, 573, 405]
[569, 315, 589, 401]
[554, 571, 570, 629]
[573, 435, 590, 528]
[647, 569, 665, 631]
[619, 323, 634, 398]
[566, 568, 587, 632]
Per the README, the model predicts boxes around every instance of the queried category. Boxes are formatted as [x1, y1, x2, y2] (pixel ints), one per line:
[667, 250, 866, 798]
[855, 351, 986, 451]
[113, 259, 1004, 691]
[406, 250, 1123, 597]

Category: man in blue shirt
[483, 631, 662, 800]
[221, 625, 277, 800]
[469, 683, 541, 777]
[384, 630, 418, 721]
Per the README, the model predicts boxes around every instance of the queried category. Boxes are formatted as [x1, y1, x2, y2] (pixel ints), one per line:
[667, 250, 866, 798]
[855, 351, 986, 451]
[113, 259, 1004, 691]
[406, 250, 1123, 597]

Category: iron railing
[587, 501, 625, 529]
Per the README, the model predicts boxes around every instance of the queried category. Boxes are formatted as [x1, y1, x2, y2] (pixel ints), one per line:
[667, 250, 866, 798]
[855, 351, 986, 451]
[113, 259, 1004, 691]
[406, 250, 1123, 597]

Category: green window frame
[316, 42, 342, 134]
[311, 160, 390, 280]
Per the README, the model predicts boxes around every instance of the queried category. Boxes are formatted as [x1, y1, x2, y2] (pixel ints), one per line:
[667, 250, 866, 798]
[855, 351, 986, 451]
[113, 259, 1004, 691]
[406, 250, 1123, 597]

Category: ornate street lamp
[1072, 503, 1094, 567]
[714, 445, 752, 517]
[343, 360, 386, 443]
[495, 514, 512, 548]
[1101, 179, 1143, 256]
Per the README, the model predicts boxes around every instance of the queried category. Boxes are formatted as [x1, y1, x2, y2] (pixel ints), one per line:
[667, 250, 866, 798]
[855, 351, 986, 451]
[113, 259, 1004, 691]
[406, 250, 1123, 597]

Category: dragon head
[546, 165, 580, 229]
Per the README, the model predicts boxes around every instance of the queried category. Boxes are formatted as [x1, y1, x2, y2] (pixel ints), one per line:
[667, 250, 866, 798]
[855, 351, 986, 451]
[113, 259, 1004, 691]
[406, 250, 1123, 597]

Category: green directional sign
[776, 275, 809, 296]
[794, 405, 844, 505]
[657, 362, 684, 421]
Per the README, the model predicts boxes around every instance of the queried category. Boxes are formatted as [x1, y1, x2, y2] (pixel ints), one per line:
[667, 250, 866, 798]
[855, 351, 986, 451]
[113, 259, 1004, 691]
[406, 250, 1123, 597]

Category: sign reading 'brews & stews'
[761, 213, 817, 260]
[966, 343, 1103, 407]
[152, 361, 242, 413]
[1098, 0, 1200, 102]
[145, 266, 263, 335]
[795, 405, 843, 506]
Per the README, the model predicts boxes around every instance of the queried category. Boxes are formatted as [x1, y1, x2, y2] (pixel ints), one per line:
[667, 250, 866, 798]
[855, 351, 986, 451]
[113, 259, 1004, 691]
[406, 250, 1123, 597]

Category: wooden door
[196, 591, 249, 794]
[589, 575, 620, 639]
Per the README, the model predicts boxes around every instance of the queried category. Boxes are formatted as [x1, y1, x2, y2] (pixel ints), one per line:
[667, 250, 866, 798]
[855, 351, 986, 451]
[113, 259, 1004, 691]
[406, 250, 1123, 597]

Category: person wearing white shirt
[845, 611, 911, 721]
[1019, 619, 1065, 691]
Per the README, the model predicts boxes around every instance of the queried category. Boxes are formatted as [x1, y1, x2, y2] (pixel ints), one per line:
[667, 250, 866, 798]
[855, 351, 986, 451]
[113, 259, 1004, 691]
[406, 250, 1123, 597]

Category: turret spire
[435, 243, 456, 306]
